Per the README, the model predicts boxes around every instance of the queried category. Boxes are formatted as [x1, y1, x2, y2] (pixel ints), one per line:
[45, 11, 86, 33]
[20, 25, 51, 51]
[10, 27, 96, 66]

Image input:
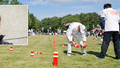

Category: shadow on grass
[106, 54, 115, 59]
[87, 51, 115, 59]
[60, 44, 67, 46]
[63, 50, 82, 55]
[87, 51, 100, 57]
[60, 44, 74, 47]
[98, 44, 102, 45]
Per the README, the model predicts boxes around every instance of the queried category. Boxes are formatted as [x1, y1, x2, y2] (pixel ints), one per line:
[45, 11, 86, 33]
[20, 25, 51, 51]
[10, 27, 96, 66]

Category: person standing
[57, 28, 61, 35]
[98, 3, 120, 60]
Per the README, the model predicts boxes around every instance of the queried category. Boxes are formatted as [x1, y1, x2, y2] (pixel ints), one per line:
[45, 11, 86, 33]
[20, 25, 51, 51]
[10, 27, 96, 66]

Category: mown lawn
[0, 35, 120, 68]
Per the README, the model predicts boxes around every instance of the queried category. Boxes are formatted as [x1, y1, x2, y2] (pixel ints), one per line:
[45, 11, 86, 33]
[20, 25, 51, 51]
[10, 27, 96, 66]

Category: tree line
[0, 0, 22, 5]
[29, 13, 100, 32]
[0, 0, 101, 32]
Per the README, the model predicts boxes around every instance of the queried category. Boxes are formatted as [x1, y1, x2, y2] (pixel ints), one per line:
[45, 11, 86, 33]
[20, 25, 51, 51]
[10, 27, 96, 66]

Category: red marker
[10, 47, 13, 51]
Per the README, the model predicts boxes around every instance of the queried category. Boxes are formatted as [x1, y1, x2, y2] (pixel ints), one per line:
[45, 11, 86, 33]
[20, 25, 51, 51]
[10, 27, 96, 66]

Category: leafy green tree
[51, 16, 60, 31]
[61, 15, 80, 24]
[39, 12, 100, 32]
[37, 21, 42, 30]
[0, 0, 9, 5]
[73, 14, 80, 19]
[29, 13, 38, 30]
[28, 11, 32, 29]
[41, 18, 51, 32]
[10, 0, 22, 5]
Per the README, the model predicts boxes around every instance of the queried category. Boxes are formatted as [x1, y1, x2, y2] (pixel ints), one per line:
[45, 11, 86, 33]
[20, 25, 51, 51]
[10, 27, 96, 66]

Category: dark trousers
[119, 34, 120, 41]
[99, 31, 120, 59]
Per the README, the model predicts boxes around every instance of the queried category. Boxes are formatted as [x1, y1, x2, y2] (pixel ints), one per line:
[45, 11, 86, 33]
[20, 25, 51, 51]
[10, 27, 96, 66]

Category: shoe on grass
[67, 53, 71, 56]
[98, 57, 105, 59]
[82, 53, 86, 56]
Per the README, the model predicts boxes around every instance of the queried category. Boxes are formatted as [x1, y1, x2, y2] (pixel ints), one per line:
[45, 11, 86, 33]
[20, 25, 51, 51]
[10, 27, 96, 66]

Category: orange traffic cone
[37, 52, 42, 55]
[53, 51, 58, 67]
[31, 51, 34, 57]
[61, 45, 65, 47]
[75, 43, 79, 48]
[81, 45, 86, 48]
[10, 47, 13, 51]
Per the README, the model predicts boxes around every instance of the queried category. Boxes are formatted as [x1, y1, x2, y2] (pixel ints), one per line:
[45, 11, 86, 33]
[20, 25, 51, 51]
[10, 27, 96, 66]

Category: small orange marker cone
[53, 51, 58, 67]
[31, 51, 34, 57]
[37, 52, 42, 55]
[81, 44, 86, 48]
[61, 45, 65, 47]
[74, 43, 79, 48]
[10, 47, 13, 51]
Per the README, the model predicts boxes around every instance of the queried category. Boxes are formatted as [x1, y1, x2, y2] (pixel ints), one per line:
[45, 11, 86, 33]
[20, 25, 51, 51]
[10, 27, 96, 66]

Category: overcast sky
[19, 0, 120, 20]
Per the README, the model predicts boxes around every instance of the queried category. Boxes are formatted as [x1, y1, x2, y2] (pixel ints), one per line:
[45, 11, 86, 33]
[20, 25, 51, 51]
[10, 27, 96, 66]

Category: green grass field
[0, 35, 120, 68]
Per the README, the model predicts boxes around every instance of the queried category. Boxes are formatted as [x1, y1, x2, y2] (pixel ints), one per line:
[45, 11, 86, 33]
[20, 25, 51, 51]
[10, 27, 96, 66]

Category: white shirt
[101, 8, 120, 32]
[68, 22, 86, 35]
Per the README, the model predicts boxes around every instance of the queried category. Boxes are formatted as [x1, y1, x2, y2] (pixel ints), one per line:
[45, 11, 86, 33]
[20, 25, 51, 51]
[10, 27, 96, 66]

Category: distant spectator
[57, 28, 61, 35]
